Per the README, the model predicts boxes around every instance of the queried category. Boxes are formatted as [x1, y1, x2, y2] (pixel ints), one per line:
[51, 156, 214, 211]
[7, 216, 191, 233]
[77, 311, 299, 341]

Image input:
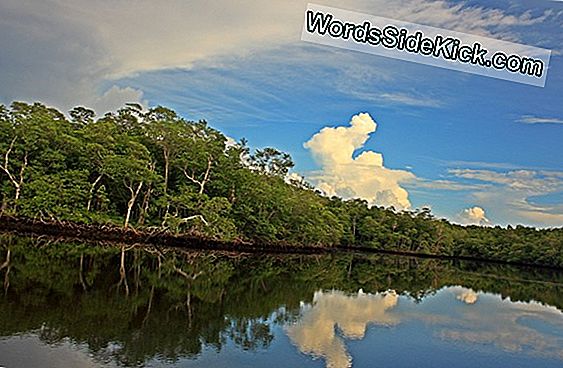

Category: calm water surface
[0, 235, 562, 367]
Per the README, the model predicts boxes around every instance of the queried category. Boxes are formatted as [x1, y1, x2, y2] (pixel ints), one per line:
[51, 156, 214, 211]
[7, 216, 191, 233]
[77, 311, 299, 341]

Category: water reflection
[286, 286, 563, 368]
[435, 287, 563, 359]
[287, 290, 398, 368]
[0, 334, 106, 368]
[453, 287, 478, 304]
[0, 235, 562, 367]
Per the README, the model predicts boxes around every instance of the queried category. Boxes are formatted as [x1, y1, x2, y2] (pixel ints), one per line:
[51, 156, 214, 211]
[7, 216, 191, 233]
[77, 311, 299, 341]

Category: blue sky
[1, 0, 562, 227]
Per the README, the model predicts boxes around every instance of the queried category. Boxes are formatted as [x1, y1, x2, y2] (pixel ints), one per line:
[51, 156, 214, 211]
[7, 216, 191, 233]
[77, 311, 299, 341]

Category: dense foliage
[0, 102, 561, 266]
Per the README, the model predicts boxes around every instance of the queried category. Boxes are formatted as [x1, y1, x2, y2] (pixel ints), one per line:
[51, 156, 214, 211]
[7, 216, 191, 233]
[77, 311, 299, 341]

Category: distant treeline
[0, 102, 561, 267]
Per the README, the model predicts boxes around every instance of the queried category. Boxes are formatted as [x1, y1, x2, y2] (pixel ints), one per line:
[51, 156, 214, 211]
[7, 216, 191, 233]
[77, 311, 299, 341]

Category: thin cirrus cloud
[407, 178, 489, 191]
[341, 90, 444, 108]
[517, 115, 563, 124]
[0, 0, 555, 113]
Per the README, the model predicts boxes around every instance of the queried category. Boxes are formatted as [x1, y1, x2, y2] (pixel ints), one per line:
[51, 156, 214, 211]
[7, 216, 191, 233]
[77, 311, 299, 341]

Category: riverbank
[1, 215, 561, 270]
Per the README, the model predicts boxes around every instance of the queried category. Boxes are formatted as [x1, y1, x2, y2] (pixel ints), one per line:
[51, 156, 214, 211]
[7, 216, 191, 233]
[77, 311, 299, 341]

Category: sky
[1, 0, 562, 227]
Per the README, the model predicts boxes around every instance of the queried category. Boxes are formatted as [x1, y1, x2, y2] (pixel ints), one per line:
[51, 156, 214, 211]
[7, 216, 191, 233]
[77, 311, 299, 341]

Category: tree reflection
[0, 234, 562, 366]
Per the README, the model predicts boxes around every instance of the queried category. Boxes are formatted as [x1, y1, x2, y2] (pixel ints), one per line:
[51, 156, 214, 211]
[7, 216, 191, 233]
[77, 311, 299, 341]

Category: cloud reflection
[438, 288, 563, 359]
[287, 287, 563, 368]
[453, 287, 479, 304]
[286, 289, 398, 368]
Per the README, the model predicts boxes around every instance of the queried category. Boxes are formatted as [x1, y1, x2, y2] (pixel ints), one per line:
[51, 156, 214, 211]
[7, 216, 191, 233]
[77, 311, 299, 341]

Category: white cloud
[92, 85, 147, 115]
[0, 1, 554, 113]
[286, 289, 398, 368]
[512, 201, 563, 226]
[342, 89, 443, 108]
[224, 136, 239, 149]
[459, 206, 490, 226]
[378, 92, 443, 107]
[450, 169, 563, 227]
[285, 172, 308, 188]
[304, 113, 415, 209]
[409, 178, 487, 191]
[517, 115, 563, 124]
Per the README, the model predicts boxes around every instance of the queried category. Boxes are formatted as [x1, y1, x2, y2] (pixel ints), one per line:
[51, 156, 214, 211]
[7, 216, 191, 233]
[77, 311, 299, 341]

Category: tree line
[0, 102, 561, 267]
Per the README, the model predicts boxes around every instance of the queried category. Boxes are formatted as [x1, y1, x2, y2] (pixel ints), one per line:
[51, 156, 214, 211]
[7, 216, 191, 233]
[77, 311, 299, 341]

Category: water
[0, 235, 562, 368]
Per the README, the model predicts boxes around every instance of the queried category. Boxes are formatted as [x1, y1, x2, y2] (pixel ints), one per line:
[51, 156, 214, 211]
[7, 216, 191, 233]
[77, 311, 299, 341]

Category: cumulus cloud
[286, 290, 398, 368]
[459, 206, 490, 226]
[304, 113, 415, 209]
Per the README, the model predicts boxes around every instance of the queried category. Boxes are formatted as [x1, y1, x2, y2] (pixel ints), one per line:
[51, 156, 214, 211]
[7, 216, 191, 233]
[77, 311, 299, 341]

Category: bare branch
[124, 181, 144, 228]
[173, 265, 203, 280]
[182, 156, 213, 194]
[180, 215, 209, 226]
[182, 168, 201, 186]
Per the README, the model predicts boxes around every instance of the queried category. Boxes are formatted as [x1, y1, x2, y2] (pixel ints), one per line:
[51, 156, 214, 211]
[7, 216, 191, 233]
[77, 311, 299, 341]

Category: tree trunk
[87, 174, 103, 212]
[1, 249, 11, 294]
[14, 185, 20, 203]
[78, 253, 87, 291]
[199, 156, 212, 194]
[163, 149, 169, 194]
[1, 138, 27, 212]
[124, 181, 143, 228]
[118, 245, 129, 296]
[138, 184, 152, 225]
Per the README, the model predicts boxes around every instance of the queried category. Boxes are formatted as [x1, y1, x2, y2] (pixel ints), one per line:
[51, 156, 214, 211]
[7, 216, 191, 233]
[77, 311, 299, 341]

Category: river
[0, 234, 562, 367]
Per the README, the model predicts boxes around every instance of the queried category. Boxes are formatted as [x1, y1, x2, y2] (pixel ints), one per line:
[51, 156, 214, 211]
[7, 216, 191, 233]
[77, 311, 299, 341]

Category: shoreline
[0, 215, 560, 271]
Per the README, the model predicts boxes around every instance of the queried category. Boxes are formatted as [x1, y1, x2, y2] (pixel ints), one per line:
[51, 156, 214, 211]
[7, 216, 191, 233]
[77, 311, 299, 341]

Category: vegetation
[0, 102, 561, 267]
